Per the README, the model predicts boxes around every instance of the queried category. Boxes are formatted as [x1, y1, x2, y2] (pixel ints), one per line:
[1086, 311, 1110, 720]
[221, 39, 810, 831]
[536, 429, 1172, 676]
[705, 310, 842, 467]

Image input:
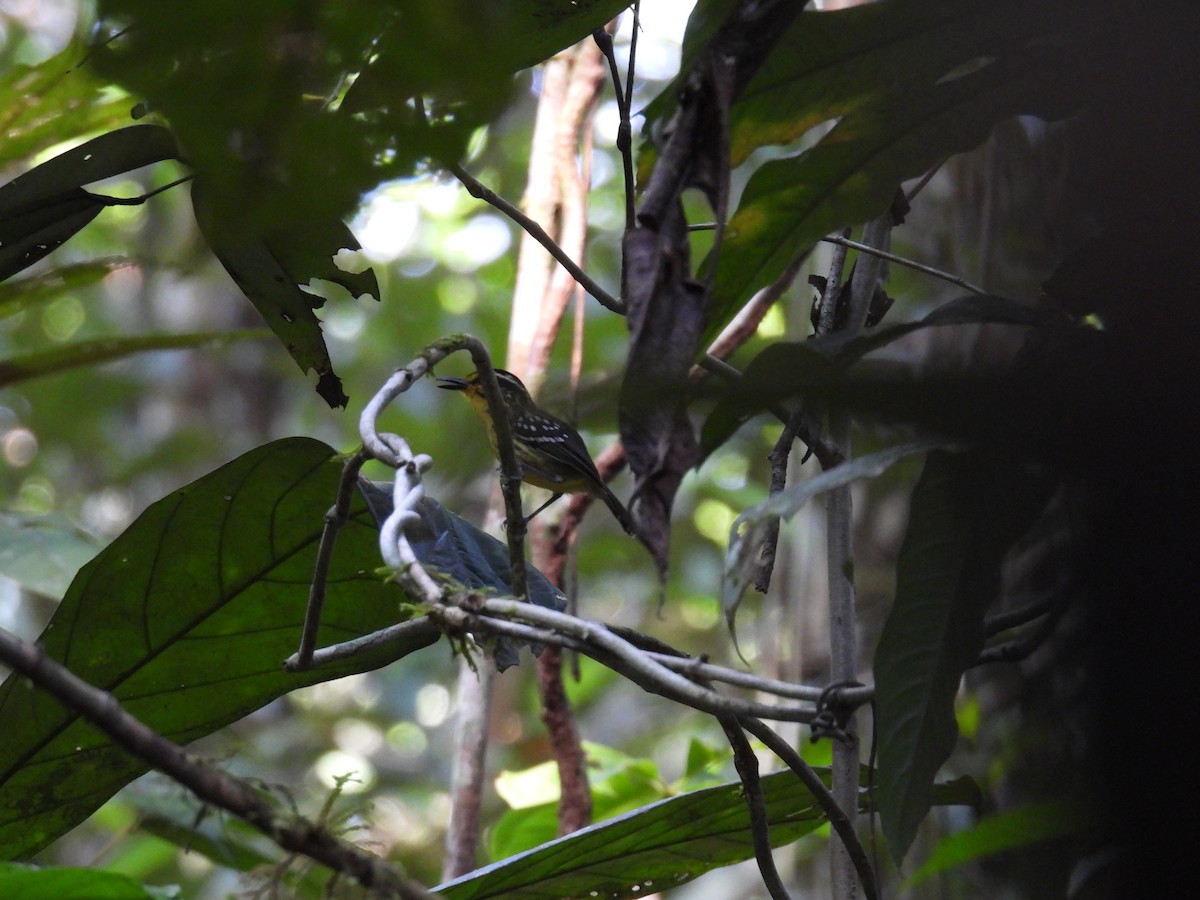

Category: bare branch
[0, 627, 434, 900]
[449, 163, 625, 315]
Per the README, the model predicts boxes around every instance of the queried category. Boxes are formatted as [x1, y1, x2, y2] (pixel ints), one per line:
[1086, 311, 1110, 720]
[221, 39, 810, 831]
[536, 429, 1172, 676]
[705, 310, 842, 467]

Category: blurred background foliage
[0, 1, 1113, 897]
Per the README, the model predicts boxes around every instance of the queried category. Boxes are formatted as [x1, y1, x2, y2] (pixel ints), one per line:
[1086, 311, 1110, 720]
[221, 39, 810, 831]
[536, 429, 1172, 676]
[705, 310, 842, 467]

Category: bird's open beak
[436, 376, 469, 391]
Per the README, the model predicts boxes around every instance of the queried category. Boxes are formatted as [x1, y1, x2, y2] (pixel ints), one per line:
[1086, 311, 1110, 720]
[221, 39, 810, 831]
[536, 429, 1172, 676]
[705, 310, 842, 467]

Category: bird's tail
[599, 484, 637, 536]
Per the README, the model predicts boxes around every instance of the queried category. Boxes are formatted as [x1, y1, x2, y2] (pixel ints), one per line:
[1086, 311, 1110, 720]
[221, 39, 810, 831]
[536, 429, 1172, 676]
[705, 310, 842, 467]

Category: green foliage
[902, 802, 1093, 889]
[0, 438, 437, 859]
[441, 766, 979, 899]
[0, 862, 168, 899]
[873, 450, 1053, 863]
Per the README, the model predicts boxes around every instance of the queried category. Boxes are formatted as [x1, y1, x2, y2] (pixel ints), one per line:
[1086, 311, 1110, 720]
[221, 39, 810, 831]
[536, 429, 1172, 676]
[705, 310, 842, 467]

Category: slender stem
[826, 213, 891, 900]
[0, 627, 435, 900]
[292, 449, 367, 670]
[450, 163, 625, 315]
[821, 233, 985, 295]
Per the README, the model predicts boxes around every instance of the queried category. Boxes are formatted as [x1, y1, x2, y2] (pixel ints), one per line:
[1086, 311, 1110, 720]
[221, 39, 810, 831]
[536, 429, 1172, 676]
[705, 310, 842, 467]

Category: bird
[437, 368, 636, 535]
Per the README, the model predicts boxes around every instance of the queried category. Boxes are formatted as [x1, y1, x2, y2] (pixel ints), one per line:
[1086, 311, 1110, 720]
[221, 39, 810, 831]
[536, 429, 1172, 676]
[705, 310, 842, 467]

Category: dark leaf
[0, 191, 105, 281]
[0, 125, 178, 281]
[191, 181, 349, 407]
[698, 294, 1050, 458]
[619, 204, 704, 582]
[0, 124, 178, 214]
[0, 438, 438, 859]
[873, 449, 1054, 863]
[703, 43, 1088, 341]
[621, 1, 803, 582]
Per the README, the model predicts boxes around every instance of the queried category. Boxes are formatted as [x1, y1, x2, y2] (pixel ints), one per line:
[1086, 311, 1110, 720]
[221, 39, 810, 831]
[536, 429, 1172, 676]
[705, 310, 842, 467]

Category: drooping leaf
[190, 181, 351, 407]
[0, 438, 439, 860]
[0, 190, 106, 282]
[437, 768, 979, 900]
[722, 439, 949, 626]
[0, 125, 178, 281]
[621, 0, 802, 583]
[0, 329, 269, 388]
[874, 449, 1054, 863]
[0, 513, 104, 601]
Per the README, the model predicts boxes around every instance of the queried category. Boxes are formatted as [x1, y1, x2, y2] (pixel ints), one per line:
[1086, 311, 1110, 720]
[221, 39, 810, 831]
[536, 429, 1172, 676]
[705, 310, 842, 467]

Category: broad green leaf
[489, 744, 664, 862]
[703, 46, 1086, 341]
[0, 863, 164, 900]
[874, 450, 1053, 863]
[0, 438, 439, 859]
[903, 802, 1094, 889]
[0, 329, 269, 388]
[0, 513, 104, 601]
[440, 768, 978, 900]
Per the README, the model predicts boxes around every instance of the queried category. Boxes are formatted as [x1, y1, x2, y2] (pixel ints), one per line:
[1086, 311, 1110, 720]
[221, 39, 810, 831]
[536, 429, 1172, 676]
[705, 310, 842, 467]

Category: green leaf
[489, 744, 665, 862]
[441, 768, 977, 899]
[0, 438, 439, 859]
[873, 450, 1053, 864]
[0, 329, 270, 388]
[0, 863, 164, 900]
[704, 45, 1086, 340]
[0, 44, 138, 170]
[190, 182, 350, 408]
[0, 513, 104, 600]
[0, 125, 178, 281]
[0, 190, 106, 282]
[903, 802, 1094, 889]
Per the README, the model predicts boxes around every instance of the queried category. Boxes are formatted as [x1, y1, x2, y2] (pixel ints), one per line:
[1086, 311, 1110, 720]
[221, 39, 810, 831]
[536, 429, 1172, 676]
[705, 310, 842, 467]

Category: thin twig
[593, 25, 635, 230]
[974, 593, 1074, 666]
[742, 717, 880, 900]
[449, 163, 625, 315]
[0, 627, 435, 900]
[429, 600, 817, 723]
[755, 408, 806, 594]
[983, 592, 1063, 637]
[718, 713, 793, 900]
[825, 213, 890, 900]
[821, 233, 985, 295]
[294, 608, 874, 708]
[292, 449, 368, 671]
